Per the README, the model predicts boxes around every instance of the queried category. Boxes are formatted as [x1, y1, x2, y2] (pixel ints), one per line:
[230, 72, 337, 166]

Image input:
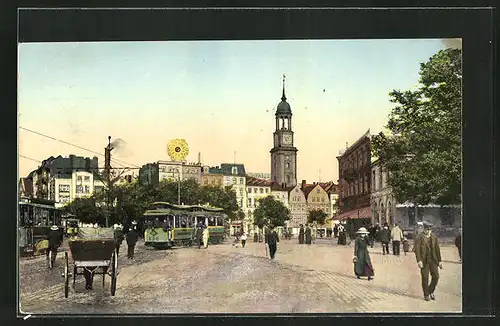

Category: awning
[333, 207, 371, 221]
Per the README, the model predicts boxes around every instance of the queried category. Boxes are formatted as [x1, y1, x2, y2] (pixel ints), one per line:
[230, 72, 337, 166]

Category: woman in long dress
[202, 227, 210, 249]
[353, 227, 374, 280]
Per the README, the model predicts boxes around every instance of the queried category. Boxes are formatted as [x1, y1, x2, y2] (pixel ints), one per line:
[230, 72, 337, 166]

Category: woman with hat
[353, 227, 374, 280]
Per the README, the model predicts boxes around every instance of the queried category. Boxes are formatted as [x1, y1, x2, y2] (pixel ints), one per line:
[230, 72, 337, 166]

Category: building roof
[246, 176, 272, 187]
[216, 163, 246, 176]
[275, 80, 292, 116]
[319, 181, 339, 194]
[337, 129, 371, 159]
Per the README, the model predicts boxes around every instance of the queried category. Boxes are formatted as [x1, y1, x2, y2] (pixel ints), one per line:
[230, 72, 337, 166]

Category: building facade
[139, 161, 203, 185]
[287, 183, 308, 232]
[246, 176, 272, 235]
[246, 172, 271, 180]
[370, 159, 396, 226]
[336, 130, 372, 223]
[270, 78, 298, 188]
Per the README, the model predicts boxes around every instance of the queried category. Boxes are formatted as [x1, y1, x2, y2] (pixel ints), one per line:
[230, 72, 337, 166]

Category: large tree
[371, 48, 461, 206]
[63, 197, 105, 225]
[253, 195, 290, 230]
[307, 209, 328, 225]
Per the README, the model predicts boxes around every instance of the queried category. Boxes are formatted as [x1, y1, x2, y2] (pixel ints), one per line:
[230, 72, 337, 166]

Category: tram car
[18, 198, 63, 256]
[142, 202, 226, 249]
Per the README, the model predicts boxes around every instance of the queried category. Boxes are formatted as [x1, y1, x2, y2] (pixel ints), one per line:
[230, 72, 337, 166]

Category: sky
[18, 39, 458, 183]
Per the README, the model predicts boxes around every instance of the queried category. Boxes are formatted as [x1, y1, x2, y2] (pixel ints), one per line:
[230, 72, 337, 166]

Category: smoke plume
[111, 138, 132, 157]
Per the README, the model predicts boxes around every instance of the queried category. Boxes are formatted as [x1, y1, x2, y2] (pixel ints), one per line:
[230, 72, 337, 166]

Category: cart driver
[46, 225, 63, 266]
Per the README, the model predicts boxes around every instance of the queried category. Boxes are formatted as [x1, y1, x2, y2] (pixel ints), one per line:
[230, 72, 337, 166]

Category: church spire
[281, 74, 287, 101]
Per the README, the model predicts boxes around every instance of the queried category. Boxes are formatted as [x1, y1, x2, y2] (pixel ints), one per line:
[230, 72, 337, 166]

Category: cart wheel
[102, 271, 105, 288]
[73, 265, 77, 285]
[64, 252, 69, 298]
[110, 252, 117, 296]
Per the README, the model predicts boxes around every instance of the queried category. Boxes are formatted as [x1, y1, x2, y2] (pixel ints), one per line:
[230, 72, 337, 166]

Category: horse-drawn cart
[63, 228, 118, 298]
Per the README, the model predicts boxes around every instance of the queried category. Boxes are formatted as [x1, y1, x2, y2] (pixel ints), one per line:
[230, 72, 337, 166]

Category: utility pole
[104, 136, 114, 227]
[177, 168, 181, 205]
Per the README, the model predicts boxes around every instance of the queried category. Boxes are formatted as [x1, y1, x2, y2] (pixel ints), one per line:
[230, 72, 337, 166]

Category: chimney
[301, 180, 306, 188]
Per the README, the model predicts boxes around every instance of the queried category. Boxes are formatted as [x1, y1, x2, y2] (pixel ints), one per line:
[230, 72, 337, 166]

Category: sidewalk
[210, 240, 462, 313]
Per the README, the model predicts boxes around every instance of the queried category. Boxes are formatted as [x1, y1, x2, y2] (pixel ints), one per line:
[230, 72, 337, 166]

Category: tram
[18, 197, 63, 255]
[142, 202, 226, 249]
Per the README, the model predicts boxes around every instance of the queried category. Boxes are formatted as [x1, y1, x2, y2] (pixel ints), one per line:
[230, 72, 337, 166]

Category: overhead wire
[19, 126, 141, 168]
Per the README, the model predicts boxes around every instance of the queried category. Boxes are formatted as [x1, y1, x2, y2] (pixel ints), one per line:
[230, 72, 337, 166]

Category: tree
[371, 48, 462, 206]
[253, 195, 290, 230]
[63, 197, 105, 225]
[200, 185, 239, 219]
[307, 209, 327, 225]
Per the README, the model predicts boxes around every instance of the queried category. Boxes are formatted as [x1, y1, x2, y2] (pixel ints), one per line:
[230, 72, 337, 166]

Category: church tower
[270, 75, 298, 188]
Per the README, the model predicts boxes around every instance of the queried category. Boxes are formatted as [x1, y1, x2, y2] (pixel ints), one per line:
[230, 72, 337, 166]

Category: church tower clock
[270, 75, 298, 188]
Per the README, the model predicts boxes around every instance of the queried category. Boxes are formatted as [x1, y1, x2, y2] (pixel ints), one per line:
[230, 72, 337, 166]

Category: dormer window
[232, 167, 238, 175]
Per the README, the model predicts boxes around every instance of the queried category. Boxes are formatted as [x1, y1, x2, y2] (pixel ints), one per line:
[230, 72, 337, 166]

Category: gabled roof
[246, 176, 272, 187]
[301, 183, 317, 198]
[219, 163, 246, 176]
[319, 181, 339, 194]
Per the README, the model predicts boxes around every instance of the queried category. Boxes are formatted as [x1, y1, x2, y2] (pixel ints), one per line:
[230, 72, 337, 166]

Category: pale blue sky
[18, 39, 450, 182]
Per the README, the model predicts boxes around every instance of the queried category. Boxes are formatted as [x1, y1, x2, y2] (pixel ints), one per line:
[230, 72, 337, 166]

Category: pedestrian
[368, 224, 377, 248]
[305, 225, 312, 244]
[196, 223, 204, 249]
[379, 223, 390, 255]
[126, 226, 139, 259]
[241, 232, 247, 248]
[391, 222, 404, 255]
[353, 227, 374, 280]
[202, 226, 210, 249]
[298, 225, 305, 244]
[454, 228, 462, 263]
[114, 224, 125, 257]
[46, 225, 63, 268]
[267, 227, 279, 259]
[414, 221, 443, 301]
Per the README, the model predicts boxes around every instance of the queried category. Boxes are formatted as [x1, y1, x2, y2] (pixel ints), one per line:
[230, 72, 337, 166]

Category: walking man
[196, 223, 204, 249]
[298, 225, 305, 244]
[267, 227, 279, 259]
[114, 224, 125, 256]
[454, 228, 462, 263]
[241, 232, 247, 248]
[126, 226, 139, 259]
[378, 223, 390, 255]
[391, 222, 404, 255]
[414, 221, 443, 301]
[46, 225, 63, 268]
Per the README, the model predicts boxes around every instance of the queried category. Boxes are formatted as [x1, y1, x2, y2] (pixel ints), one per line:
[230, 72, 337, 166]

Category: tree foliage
[307, 209, 327, 225]
[253, 195, 290, 229]
[62, 179, 240, 225]
[371, 48, 462, 206]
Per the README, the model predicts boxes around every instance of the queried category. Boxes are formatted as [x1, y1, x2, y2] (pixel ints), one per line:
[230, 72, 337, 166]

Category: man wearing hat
[46, 225, 63, 267]
[114, 224, 125, 256]
[414, 221, 443, 301]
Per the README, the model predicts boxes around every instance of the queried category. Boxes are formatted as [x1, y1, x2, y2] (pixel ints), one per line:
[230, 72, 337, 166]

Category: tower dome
[276, 75, 292, 116]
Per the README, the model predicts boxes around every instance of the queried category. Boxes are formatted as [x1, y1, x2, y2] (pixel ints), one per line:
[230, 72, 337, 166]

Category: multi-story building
[370, 159, 396, 226]
[287, 183, 308, 233]
[201, 165, 224, 187]
[319, 181, 340, 219]
[246, 176, 272, 235]
[336, 130, 372, 225]
[139, 161, 203, 185]
[371, 159, 461, 230]
[24, 154, 109, 207]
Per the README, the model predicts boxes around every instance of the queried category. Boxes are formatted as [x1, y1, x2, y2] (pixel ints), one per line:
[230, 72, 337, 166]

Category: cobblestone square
[19, 238, 461, 314]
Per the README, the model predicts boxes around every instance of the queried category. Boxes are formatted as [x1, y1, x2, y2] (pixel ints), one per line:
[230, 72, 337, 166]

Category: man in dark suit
[414, 221, 443, 301]
[267, 227, 280, 260]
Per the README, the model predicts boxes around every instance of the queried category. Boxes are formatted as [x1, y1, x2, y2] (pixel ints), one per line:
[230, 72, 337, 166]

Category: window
[77, 176, 82, 182]
[286, 163, 290, 169]
[232, 178, 236, 183]
[265, 189, 269, 193]
[316, 188, 320, 193]
[379, 167, 383, 189]
[208, 216, 217, 226]
[260, 188, 263, 194]
[247, 188, 252, 193]
[240, 178, 244, 184]
[59, 184, 70, 192]
[84, 185, 90, 194]
[239, 189, 243, 196]
[84, 176, 90, 182]
[232, 167, 238, 175]
[76, 185, 83, 193]
[247, 199, 251, 207]
[211, 179, 215, 185]
[204, 179, 208, 185]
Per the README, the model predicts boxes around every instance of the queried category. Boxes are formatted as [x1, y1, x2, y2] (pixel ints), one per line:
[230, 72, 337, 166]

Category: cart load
[63, 227, 118, 298]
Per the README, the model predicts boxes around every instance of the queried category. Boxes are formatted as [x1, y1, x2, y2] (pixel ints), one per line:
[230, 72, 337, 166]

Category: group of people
[298, 224, 314, 245]
[353, 221, 449, 302]
[195, 222, 210, 249]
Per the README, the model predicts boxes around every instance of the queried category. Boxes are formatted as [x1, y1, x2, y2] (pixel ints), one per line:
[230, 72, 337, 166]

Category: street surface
[19, 238, 461, 314]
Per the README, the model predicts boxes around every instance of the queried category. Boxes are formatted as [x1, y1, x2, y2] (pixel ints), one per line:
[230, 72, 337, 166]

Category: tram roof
[19, 201, 61, 210]
[149, 202, 224, 212]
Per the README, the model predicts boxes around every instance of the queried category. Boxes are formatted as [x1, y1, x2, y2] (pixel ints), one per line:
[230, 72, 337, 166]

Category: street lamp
[171, 168, 181, 205]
